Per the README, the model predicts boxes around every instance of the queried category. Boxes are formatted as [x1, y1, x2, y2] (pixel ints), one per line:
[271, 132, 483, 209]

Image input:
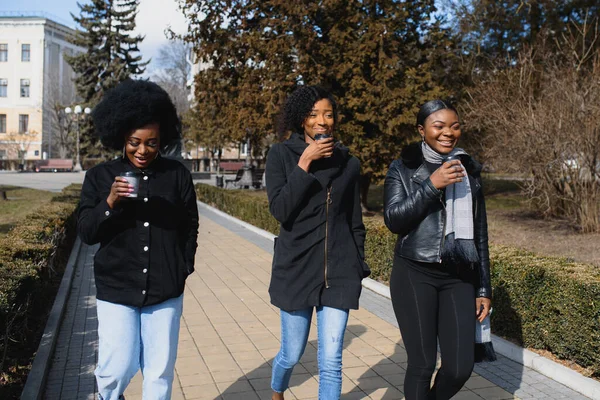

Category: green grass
[0, 186, 55, 237]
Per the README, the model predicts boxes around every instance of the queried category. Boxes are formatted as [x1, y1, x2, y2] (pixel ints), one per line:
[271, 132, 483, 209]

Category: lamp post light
[65, 105, 91, 172]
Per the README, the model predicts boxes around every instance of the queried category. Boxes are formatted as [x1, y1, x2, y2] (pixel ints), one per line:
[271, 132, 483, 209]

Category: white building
[0, 12, 83, 168]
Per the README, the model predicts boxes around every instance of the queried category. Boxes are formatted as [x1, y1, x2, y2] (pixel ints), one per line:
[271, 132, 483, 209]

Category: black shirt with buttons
[78, 156, 199, 307]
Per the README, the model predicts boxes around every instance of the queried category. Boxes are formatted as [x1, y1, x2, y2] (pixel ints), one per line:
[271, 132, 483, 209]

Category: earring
[122, 145, 126, 159]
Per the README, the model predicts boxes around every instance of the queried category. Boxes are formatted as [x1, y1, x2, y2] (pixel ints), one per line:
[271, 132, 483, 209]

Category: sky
[0, 0, 188, 74]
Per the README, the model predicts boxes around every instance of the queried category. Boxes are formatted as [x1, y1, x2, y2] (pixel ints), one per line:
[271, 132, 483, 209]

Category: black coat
[265, 133, 370, 311]
[78, 156, 199, 306]
[383, 143, 491, 298]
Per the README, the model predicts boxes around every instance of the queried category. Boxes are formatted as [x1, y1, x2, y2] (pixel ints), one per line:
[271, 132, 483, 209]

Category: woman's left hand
[476, 297, 491, 322]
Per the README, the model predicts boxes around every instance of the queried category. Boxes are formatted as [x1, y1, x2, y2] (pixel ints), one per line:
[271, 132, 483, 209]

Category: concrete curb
[197, 200, 600, 399]
[21, 236, 83, 400]
[197, 201, 277, 241]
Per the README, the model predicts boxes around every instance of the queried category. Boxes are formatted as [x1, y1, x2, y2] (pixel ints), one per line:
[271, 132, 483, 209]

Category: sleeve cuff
[477, 287, 492, 299]
[424, 178, 443, 198]
[291, 164, 318, 184]
[98, 200, 122, 220]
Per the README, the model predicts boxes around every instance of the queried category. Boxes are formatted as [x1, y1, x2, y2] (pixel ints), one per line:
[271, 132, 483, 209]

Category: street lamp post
[65, 105, 91, 172]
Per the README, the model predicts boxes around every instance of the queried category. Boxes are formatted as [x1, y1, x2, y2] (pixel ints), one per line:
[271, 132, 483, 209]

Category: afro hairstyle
[91, 79, 181, 151]
[278, 85, 338, 140]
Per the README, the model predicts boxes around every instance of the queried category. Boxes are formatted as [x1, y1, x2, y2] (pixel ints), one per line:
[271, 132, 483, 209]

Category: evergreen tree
[66, 0, 148, 158]
[180, 0, 459, 207]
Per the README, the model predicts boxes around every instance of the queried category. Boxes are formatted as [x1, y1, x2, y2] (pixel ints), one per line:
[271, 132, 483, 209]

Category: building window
[19, 114, 29, 133]
[34, 150, 39, 156]
[240, 142, 249, 156]
[21, 44, 30, 62]
[0, 79, 6, 97]
[0, 44, 7, 62]
[0, 150, 6, 159]
[20, 79, 30, 98]
[0, 114, 5, 133]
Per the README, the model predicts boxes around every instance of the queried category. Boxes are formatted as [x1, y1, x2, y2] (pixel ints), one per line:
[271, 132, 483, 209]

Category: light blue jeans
[271, 306, 349, 399]
[95, 294, 183, 400]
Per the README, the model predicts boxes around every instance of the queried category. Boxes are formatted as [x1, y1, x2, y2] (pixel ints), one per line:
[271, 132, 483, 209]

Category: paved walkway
[42, 204, 591, 399]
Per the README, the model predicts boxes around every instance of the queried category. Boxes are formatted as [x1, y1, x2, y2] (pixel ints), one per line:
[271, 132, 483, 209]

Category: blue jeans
[95, 294, 183, 400]
[271, 306, 349, 399]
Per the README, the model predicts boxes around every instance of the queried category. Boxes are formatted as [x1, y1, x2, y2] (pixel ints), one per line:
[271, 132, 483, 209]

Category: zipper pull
[327, 187, 332, 205]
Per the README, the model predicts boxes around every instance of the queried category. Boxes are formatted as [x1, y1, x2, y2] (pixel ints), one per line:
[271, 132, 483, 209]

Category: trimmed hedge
[0, 184, 81, 384]
[195, 183, 600, 377]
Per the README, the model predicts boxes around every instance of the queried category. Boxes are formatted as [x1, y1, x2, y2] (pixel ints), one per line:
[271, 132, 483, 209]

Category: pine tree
[66, 0, 148, 159]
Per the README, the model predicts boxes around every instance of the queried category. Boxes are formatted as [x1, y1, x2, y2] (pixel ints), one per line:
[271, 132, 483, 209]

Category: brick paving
[41, 204, 591, 399]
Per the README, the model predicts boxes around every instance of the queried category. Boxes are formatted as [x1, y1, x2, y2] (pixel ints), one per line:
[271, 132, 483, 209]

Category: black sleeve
[351, 161, 366, 260]
[181, 168, 199, 275]
[265, 144, 318, 224]
[77, 168, 123, 245]
[474, 176, 492, 298]
[383, 160, 443, 236]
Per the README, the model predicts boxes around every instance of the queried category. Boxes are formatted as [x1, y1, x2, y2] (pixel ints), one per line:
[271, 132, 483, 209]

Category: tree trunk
[0, 191, 6, 201]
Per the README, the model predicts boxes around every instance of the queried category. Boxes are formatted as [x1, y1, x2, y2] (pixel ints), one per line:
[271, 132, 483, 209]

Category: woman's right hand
[430, 160, 467, 190]
[298, 137, 334, 172]
[106, 177, 133, 209]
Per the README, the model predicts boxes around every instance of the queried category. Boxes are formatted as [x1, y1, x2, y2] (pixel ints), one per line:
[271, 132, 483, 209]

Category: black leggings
[390, 259, 475, 400]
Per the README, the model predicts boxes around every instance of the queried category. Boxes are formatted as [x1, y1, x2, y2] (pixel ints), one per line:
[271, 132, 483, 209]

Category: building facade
[0, 13, 82, 168]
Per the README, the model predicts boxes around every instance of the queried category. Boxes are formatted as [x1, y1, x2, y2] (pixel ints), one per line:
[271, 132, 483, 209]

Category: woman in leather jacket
[383, 100, 491, 399]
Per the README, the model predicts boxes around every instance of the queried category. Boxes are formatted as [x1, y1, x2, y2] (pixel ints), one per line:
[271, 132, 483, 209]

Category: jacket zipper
[325, 186, 332, 288]
[439, 197, 446, 263]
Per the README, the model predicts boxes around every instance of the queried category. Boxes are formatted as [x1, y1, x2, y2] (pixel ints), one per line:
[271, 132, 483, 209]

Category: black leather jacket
[384, 143, 491, 298]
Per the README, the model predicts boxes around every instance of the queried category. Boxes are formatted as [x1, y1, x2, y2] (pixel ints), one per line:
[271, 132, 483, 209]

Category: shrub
[195, 182, 600, 376]
[0, 184, 80, 389]
[195, 184, 279, 235]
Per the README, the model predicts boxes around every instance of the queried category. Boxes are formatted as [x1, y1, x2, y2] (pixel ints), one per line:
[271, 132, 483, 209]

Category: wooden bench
[36, 159, 73, 172]
[225, 168, 245, 188]
[225, 167, 265, 189]
[252, 168, 265, 189]
[219, 161, 245, 173]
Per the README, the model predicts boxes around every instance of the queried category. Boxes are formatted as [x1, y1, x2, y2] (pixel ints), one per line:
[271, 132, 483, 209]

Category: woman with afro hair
[265, 85, 370, 400]
[78, 79, 199, 400]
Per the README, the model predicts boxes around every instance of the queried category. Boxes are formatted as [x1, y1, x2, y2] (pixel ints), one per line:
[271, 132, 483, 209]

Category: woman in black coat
[266, 86, 369, 400]
[383, 100, 492, 399]
[78, 80, 199, 400]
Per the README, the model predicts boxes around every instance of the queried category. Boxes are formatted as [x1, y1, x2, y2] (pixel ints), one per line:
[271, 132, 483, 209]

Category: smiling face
[418, 109, 461, 155]
[302, 98, 335, 141]
[124, 123, 160, 169]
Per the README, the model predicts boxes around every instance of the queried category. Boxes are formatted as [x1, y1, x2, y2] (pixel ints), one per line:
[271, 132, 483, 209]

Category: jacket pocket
[357, 255, 371, 279]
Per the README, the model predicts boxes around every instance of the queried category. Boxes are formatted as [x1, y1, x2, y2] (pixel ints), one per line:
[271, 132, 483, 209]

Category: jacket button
[142, 290, 146, 295]
[143, 175, 149, 181]
[144, 197, 148, 202]
[105, 211, 110, 216]
[143, 246, 149, 251]
[143, 268, 147, 273]
[144, 222, 149, 227]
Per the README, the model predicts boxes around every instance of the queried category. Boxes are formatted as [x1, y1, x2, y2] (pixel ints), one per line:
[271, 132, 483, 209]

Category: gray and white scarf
[421, 142, 479, 265]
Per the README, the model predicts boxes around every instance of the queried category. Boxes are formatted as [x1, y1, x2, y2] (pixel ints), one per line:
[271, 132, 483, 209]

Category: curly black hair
[91, 79, 181, 150]
[278, 85, 338, 140]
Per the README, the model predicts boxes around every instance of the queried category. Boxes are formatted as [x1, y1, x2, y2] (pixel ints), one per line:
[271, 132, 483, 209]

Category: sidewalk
[41, 204, 591, 399]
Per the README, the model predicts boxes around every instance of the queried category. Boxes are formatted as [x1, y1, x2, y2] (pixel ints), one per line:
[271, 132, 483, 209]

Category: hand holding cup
[107, 172, 139, 209]
[430, 156, 467, 190]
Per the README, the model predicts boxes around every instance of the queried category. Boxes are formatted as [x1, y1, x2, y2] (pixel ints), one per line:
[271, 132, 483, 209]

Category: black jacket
[383, 143, 491, 298]
[265, 133, 370, 311]
[78, 156, 199, 307]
